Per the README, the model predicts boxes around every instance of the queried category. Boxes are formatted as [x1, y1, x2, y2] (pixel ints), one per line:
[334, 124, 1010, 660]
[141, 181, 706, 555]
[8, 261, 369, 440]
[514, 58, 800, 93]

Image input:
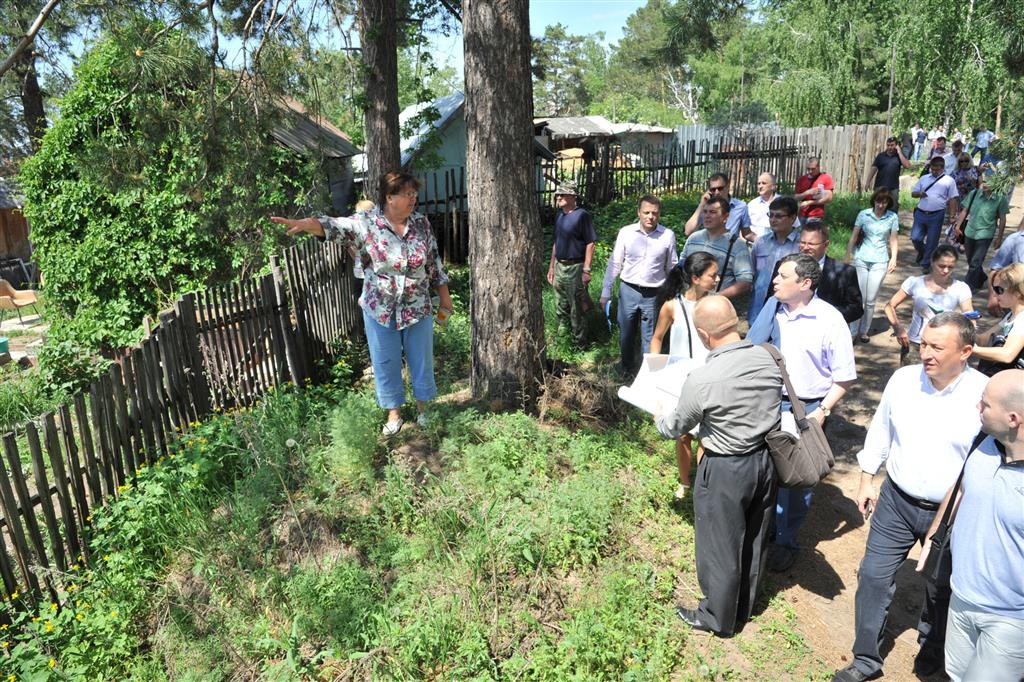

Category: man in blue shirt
[917, 369, 1024, 681]
[973, 125, 995, 163]
[749, 196, 800, 321]
[547, 183, 596, 345]
[683, 172, 752, 240]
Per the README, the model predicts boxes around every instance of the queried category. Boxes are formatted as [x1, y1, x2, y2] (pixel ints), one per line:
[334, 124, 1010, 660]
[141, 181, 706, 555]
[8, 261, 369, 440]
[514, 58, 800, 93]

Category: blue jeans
[852, 479, 951, 677]
[617, 281, 659, 374]
[362, 308, 436, 409]
[773, 398, 821, 549]
[853, 260, 889, 337]
[911, 208, 946, 268]
[913, 142, 924, 161]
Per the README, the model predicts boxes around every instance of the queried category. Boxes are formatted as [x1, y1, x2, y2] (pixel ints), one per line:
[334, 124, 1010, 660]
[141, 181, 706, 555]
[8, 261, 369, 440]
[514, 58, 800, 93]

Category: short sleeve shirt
[795, 172, 834, 220]
[853, 209, 899, 263]
[681, 229, 753, 291]
[321, 210, 448, 329]
[962, 189, 1010, 240]
[975, 130, 994, 148]
[553, 208, 596, 260]
[900, 276, 973, 343]
[872, 152, 903, 190]
[988, 231, 1024, 270]
[950, 438, 1024, 618]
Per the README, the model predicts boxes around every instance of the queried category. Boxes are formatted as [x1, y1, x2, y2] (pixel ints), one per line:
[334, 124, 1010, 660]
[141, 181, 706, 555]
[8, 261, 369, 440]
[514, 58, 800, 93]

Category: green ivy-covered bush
[19, 21, 324, 360]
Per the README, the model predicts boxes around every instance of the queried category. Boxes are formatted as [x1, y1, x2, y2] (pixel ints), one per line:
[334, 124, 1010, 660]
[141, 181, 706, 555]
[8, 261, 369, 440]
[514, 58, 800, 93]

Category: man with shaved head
[656, 295, 782, 638]
[917, 369, 1024, 681]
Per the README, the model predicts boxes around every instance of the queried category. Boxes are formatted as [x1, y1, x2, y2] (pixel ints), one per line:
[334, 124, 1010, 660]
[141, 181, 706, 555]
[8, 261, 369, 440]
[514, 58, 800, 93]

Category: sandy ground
[772, 185, 1024, 680]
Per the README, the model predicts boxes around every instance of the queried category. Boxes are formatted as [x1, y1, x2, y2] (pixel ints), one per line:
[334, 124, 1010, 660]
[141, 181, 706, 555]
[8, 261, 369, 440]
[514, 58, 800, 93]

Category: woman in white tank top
[651, 252, 720, 499]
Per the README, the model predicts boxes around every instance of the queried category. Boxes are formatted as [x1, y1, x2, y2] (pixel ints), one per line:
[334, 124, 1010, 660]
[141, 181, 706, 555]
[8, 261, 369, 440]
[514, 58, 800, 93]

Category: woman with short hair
[845, 188, 900, 343]
[272, 172, 453, 435]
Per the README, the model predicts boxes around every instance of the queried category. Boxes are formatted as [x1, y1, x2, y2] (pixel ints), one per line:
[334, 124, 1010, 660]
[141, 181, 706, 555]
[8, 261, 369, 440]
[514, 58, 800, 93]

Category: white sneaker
[416, 412, 429, 427]
[381, 418, 403, 436]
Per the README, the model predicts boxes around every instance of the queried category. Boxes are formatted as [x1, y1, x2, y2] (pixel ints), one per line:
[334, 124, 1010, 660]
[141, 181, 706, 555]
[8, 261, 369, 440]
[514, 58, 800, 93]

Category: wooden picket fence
[0, 239, 360, 608]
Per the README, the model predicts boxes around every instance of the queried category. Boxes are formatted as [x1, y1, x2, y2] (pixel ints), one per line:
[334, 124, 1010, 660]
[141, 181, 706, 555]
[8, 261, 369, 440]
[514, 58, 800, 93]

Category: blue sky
[429, 0, 647, 78]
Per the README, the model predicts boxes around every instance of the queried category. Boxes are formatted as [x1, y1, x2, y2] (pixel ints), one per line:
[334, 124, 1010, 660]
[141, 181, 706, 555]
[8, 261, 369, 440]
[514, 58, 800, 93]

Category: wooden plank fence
[0, 239, 360, 611]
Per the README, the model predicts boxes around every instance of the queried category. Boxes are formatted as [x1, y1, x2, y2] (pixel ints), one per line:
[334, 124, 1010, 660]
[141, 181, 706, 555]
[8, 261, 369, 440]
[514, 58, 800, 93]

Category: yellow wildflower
[45, 621, 54, 633]
[51, 602, 58, 611]
[49, 659, 56, 668]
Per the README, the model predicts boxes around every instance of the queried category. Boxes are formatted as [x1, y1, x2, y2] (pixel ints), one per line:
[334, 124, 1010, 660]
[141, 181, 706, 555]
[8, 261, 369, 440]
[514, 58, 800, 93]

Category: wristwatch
[820, 406, 831, 417]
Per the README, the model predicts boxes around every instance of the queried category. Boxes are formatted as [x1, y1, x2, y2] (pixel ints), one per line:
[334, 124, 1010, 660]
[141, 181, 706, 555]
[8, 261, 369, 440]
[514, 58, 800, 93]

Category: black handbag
[976, 329, 1024, 376]
[921, 431, 987, 583]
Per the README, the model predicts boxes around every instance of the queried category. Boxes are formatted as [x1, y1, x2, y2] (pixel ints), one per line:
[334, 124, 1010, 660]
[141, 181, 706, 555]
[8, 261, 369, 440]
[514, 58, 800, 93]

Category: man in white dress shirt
[745, 172, 780, 242]
[832, 312, 988, 682]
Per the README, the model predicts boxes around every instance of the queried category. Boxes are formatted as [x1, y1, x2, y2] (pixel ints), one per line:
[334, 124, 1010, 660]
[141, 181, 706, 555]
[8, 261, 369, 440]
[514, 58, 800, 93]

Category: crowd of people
[553, 151, 1021, 679]
[272, 150, 1023, 681]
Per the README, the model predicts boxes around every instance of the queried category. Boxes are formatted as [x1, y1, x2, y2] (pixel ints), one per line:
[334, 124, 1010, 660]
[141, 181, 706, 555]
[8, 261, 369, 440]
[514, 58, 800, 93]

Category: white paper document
[617, 354, 700, 415]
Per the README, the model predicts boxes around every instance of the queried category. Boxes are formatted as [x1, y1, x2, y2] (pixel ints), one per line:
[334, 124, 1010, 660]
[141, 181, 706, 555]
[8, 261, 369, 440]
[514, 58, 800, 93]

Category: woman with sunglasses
[952, 153, 979, 199]
[271, 171, 453, 435]
[973, 263, 1024, 375]
[650, 251, 719, 500]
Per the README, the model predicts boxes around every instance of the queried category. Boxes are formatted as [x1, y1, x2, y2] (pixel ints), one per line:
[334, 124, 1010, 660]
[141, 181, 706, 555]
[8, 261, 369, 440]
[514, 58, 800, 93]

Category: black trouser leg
[693, 450, 775, 635]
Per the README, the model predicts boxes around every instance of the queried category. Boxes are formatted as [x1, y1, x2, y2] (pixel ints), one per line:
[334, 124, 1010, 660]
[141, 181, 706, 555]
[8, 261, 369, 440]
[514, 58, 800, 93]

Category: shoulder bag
[715, 232, 740, 293]
[759, 343, 835, 488]
[950, 189, 978, 246]
[921, 431, 987, 583]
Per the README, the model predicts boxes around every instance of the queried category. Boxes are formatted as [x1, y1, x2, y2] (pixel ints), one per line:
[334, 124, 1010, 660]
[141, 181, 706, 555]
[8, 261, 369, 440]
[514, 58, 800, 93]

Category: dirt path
[774, 187, 1024, 681]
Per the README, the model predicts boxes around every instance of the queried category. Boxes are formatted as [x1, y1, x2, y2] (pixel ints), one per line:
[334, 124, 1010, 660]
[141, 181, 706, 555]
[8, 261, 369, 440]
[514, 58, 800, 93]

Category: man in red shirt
[795, 157, 834, 222]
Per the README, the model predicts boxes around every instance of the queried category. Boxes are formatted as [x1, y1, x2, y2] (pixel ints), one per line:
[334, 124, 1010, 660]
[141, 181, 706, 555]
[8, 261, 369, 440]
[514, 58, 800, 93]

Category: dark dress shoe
[675, 607, 726, 636]
[831, 662, 880, 682]
[913, 645, 944, 676]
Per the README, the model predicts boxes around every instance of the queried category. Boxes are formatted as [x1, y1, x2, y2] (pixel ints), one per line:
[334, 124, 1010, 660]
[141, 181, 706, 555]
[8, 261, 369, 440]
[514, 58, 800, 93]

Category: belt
[890, 480, 941, 511]
[622, 280, 659, 295]
[704, 447, 768, 458]
[915, 207, 945, 215]
[556, 257, 584, 265]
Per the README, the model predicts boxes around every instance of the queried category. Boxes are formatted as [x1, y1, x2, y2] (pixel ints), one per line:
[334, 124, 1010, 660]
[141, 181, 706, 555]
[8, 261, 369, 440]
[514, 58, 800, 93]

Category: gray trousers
[693, 448, 776, 635]
[851, 479, 952, 676]
[945, 592, 1024, 681]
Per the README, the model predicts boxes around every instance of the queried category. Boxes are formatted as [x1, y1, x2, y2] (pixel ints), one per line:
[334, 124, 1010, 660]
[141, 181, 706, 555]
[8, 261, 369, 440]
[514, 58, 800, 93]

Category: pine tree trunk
[358, 0, 400, 199]
[464, 0, 546, 408]
[14, 53, 46, 151]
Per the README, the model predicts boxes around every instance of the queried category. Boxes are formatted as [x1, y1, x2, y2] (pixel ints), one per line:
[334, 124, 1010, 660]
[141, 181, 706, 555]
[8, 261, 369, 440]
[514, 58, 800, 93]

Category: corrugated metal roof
[609, 122, 674, 135]
[535, 116, 615, 140]
[271, 98, 360, 159]
[0, 178, 22, 209]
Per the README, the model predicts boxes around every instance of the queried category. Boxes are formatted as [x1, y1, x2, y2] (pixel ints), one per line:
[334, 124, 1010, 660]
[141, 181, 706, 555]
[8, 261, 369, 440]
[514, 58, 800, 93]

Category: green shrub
[18, 20, 323, 357]
[322, 390, 381, 486]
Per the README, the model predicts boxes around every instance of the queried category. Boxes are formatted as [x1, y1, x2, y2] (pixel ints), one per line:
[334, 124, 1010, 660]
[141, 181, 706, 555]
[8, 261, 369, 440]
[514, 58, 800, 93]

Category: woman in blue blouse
[272, 172, 453, 435]
[844, 189, 900, 343]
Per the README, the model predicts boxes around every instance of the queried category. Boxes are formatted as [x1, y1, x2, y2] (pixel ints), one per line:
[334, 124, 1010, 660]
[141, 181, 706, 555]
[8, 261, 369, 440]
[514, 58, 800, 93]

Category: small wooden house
[0, 178, 30, 262]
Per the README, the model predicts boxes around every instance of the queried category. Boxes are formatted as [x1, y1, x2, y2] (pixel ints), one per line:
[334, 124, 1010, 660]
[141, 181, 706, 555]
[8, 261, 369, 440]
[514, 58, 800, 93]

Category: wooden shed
[0, 178, 30, 262]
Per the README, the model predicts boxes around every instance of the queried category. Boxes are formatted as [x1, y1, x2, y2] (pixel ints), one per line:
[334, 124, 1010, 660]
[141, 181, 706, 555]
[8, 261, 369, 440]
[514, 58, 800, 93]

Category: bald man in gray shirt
[656, 296, 782, 637]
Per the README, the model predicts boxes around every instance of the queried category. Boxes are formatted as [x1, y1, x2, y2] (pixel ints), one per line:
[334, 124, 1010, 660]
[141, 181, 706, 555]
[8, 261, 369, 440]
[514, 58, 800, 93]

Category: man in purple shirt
[747, 253, 857, 571]
[601, 194, 678, 376]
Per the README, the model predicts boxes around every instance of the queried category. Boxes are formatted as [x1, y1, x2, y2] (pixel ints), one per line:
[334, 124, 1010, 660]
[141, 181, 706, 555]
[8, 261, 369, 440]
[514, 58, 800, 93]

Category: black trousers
[693, 448, 777, 635]
[851, 479, 952, 676]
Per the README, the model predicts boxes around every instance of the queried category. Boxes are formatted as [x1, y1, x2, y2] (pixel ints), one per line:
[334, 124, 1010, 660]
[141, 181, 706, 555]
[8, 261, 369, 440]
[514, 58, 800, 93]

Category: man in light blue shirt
[749, 196, 800, 322]
[973, 125, 995, 163]
[986, 217, 1024, 316]
[917, 369, 1024, 682]
[683, 172, 752, 239]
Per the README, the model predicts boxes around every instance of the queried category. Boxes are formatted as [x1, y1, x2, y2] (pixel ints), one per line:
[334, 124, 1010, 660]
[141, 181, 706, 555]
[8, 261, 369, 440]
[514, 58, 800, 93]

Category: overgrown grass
[0, 365, 63, 435]
[0, 371, 829, 679]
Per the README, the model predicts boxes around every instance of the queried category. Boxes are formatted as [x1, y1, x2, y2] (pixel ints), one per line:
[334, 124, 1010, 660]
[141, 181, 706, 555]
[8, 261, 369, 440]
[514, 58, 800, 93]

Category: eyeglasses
[394, 191, 417, 199]
[768, 212, 793, 219]
[799, 240, 823, 248]
[993, 285, 1006, 295]
[707, 186, 726, 193]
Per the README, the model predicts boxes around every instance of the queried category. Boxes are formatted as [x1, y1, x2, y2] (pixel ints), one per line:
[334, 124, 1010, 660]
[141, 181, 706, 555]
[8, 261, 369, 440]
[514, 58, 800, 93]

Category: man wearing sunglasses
[683, 172, 752, 240]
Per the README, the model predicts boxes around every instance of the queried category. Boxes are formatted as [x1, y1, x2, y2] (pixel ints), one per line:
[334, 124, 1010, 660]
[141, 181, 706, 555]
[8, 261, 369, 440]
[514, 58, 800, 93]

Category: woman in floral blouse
[272, 172, 453, 435]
